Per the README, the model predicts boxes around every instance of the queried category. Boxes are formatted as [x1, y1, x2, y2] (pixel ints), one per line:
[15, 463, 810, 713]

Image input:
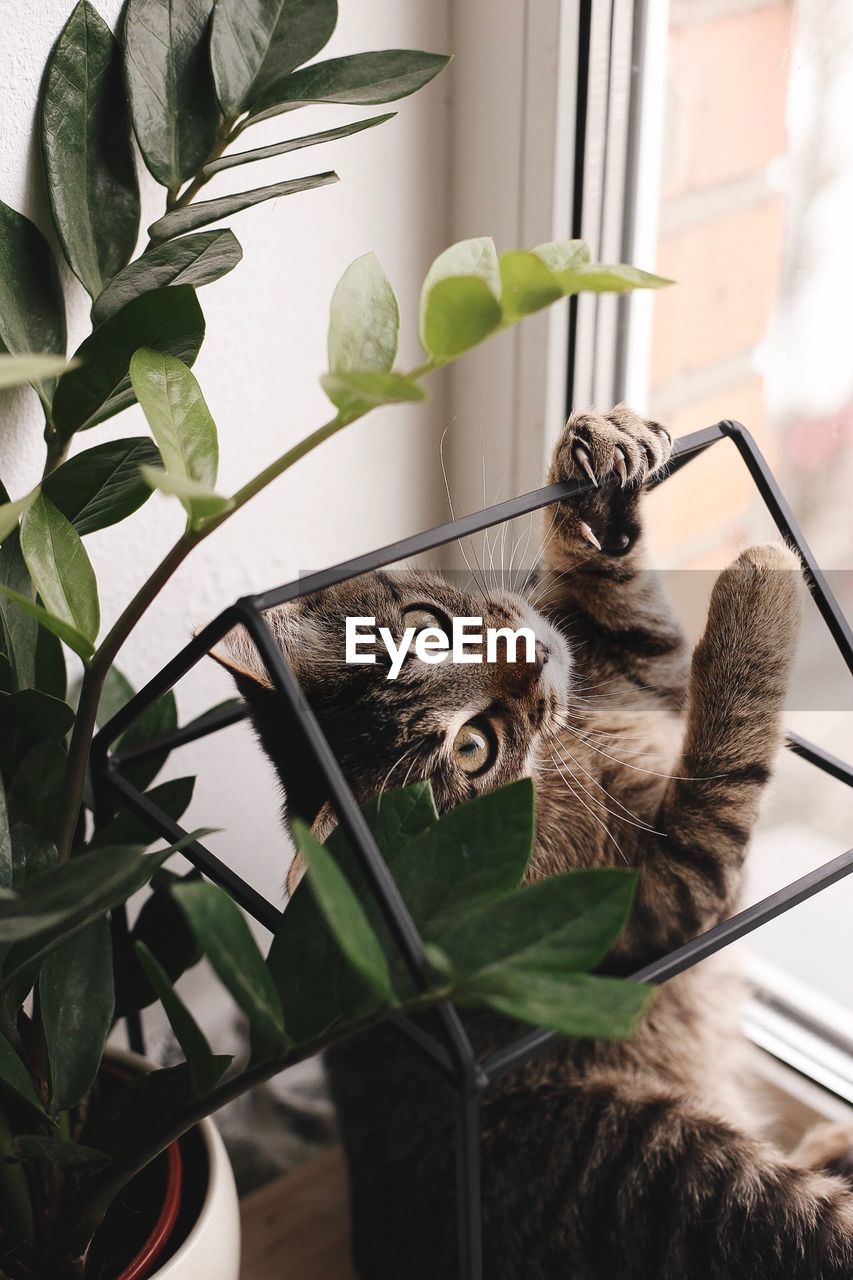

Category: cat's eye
[452, 720, 496, 776]
[402, 605, 448, 635]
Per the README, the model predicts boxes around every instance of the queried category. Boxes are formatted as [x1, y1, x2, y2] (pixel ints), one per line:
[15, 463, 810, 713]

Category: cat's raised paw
[551, 405, 672, 493]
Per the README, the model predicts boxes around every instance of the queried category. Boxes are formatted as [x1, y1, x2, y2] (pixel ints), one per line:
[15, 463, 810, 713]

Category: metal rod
[482, 845, 853, 1083]
[111, 700, 248, 767]
[102, 767, 283, 933]
[786, 733, 853, 788]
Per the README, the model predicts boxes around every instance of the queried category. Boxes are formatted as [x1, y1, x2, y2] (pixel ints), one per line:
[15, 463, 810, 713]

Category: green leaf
[134, 941, 220, 1090]
[246, 49, 451, 124]
[10, 824, 57, 885]
[96, 666, 135, 729]
[555, 262, 672, 295]
[114, 871, 202, 1016]
[320, 370, 425, 420]
[43, 438, 162, 536]
[81, 1057, 230, 1155]
[0, 354, 69, 392]
[129, 350, 218, 489]
[92, 776, 195, 849]
[140, 467, 234, 527]
[123, 0, 219, 189]
[147, 172, 338, 242]
[92, 231, 242, 325]
[0, 690, 75, 778]
[41, 0, 140, 298]
[20, 497, 100, 647]
[210, 0, 338, 119]
[14, 1135, 108, 1166]
[0, 1032, 44, 1113]
[52, 285, 205, 438]
[40, 916, 114, 1111]
[34, 627, 67, 701]
[356, 781, 438, 853]
[7, 740, 66, 836]
[0, 586, 94, 664]
[171, 879, 286, 1047]
[532, 239, 590, 274]
[461, 969, 650, 1040]
[292, 819, 394, 1002]
[0, 490, 38, 543]
[0, 201, 66, 404]
[115, 688, 178, 791]
[421, 277, 503, 362]
[0, 535, 37, 690]
[0, 834, 207, 948]
[419, 238, 503, 362]
[203, 113, 395, 177]
[434, 867, 640, 978]
[499, 250, 562, 319]
[327, 252, 398, 374]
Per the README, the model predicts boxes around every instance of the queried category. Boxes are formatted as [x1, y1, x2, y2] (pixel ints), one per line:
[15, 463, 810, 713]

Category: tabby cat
[217, 407, 853, 1279]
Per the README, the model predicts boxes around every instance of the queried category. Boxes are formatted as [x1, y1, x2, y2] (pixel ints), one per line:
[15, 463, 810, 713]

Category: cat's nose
[535, 639, 549, 670]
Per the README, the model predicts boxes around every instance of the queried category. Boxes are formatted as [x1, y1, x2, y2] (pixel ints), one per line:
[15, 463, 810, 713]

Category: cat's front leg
[539, 405, 688, 706]
[621, 542, 804, 960]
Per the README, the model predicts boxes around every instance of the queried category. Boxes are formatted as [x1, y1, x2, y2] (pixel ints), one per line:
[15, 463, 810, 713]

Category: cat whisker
[547, 750, 629, 866]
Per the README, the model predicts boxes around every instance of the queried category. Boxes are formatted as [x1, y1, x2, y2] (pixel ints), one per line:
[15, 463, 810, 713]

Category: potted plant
[0, 3, 669, 1277]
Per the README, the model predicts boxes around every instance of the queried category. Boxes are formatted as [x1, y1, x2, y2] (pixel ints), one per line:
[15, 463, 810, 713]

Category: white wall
[0, 0, 452, 931]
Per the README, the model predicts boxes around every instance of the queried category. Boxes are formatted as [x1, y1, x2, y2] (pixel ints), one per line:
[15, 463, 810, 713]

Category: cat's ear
[209, 625, 275, 692]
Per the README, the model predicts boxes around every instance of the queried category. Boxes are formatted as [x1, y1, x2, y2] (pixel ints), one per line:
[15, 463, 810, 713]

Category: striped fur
[222, 407, 853, 1277]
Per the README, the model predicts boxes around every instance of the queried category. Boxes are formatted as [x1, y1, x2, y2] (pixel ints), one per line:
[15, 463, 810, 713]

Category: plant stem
[42, 422, 68, 477]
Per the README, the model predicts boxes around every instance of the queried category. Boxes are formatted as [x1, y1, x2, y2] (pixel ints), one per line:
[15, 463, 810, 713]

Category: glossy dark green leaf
[0, 535, 37, 690]
[10, 824, 57, 885]
[210, 0, 337, 119]
[0, 836, 201, 945]
[0, 690, 74, 777]
[20, 496, 100, 647]
[0, 354, 69, 392]
[0, 491, 38, 543]
[43, 438, 161, 536]
[82, 1056, 230, 1154]
[320, 370, 425, 421]
[40, 916, 114, 1110]
[435, 867, 639, 978]
[129, 348, 217, 495]
[115, 688, 178, 791]
[460, 969, 650, 1040]
[0, 1033, 44, 1113]
[292, 819, 393, 1002]
[91, 230, 242, 324]
[327, 251, 398, 374]
[123, 0, 219, 189]
[171, 878, 286, 1046]
[499, 250, 562, 320]
[7, 739, 66, 836]
[92, 776, 194, 849]
[34, 627, 67, 701]
[0, 200, 66, 405]
[135, 941, 220, 1089]
[203, 112, 394, 176]
[52, 285, 205, 438]
[114, 871, 202, 1015]
[148, 171, 338, 242]
[14, 1135, 108, 1166]
[0, 585, 94, 665]
[356, 781, 437, 853]
[246, 49, 451, 124]
[41, 1, 140, 297]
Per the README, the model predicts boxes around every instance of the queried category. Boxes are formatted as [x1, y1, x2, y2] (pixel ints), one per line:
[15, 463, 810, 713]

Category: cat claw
[573, 443, 598, 487]
[613, 447, 628, 487]
[578, 520, 602, 551]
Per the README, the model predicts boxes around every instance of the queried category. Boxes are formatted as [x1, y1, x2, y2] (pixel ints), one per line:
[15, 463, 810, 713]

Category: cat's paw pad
[552, 406, 672, 492]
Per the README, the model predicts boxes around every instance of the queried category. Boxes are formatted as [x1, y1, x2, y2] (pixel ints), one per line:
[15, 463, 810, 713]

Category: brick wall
[647, 0, 794, 565]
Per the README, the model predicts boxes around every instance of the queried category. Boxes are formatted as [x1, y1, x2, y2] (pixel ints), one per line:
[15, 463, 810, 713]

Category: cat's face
[217, 569, 571, 828]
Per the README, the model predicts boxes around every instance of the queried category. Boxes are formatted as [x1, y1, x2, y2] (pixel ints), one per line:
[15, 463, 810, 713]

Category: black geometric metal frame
[91, 420, 853, 1280]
